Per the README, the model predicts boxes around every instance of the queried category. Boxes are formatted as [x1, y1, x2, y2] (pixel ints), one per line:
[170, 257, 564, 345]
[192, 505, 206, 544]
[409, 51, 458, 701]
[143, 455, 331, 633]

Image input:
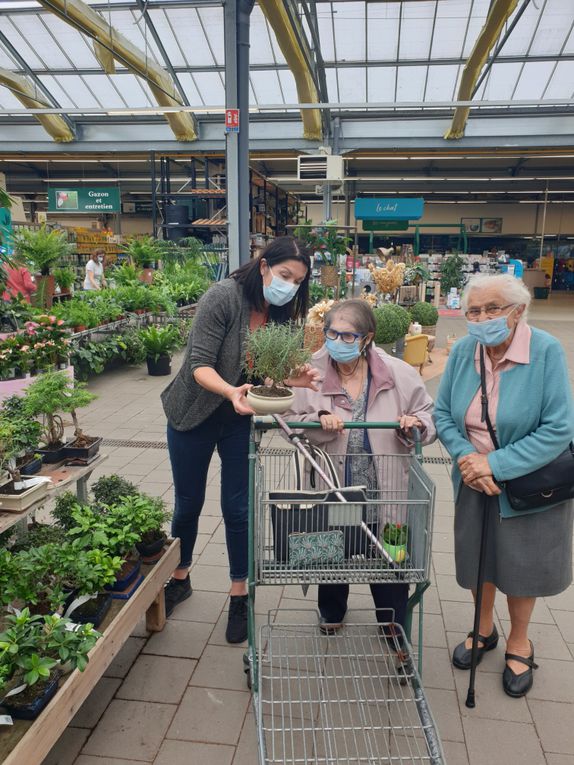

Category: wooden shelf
[0, 454, 108, 536]
[0, 539, 180, 765]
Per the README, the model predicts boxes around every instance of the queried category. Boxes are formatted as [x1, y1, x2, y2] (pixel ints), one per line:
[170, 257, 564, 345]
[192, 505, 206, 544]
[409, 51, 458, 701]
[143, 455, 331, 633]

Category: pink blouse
[464, 321, 532, 454]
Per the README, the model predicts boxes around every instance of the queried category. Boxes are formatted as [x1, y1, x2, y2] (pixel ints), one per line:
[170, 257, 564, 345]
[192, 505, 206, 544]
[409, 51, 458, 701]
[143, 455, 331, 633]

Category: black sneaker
[164, 575, 192, 617]
[226, 595, 248, 643]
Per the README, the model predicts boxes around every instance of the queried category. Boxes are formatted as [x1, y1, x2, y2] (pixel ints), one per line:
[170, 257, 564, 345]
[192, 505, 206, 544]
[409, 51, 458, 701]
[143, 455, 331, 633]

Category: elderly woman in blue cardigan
[435, 273, 573, 698]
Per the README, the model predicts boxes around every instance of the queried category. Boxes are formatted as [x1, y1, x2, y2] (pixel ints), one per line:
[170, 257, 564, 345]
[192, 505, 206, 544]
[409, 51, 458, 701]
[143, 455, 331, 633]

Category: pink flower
[57, 320, 65, 326]
[48, 316, 57, 322]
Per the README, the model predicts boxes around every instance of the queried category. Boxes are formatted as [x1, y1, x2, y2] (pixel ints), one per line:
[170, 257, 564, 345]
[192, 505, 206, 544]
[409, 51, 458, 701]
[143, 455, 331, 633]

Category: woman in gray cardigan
[161, 237, 318, 642]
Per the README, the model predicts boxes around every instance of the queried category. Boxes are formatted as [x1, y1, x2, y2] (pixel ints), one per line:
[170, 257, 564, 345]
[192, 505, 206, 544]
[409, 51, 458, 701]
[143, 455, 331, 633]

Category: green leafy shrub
[14, 225, 75, 276]
[52, 491, 86, 530]
[409, 301, 439, 327]
[91, 474, 138, 508]
[140, 324, 180, 362]
[373, 304, 410, 345]
[440, 254, 465, 295]
[53, 267, 75, 292]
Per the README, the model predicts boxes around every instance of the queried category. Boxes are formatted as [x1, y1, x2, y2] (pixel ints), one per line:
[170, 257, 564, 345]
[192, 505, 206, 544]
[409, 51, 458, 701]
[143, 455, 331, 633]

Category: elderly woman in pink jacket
[287, 299, 435, 641]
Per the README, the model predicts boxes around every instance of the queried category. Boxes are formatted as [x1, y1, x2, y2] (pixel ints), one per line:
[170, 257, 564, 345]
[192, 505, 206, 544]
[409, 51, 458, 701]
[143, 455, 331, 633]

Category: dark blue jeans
[167, 415, 251, 581]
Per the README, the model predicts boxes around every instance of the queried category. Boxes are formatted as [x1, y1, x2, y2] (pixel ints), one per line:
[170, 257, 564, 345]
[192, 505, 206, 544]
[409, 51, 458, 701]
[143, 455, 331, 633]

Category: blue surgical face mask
[325, 337, 362, 363]
[466, 310, 516, 347]
[262, 266, 300, 307]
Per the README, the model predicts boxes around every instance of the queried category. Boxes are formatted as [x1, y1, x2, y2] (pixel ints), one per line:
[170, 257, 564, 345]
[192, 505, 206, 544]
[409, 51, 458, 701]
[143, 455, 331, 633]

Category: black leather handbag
[479, 345, 574, 512]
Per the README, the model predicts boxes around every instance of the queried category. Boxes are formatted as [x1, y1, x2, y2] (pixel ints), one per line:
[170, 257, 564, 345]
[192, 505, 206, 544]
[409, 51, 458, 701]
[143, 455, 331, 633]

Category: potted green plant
[122, 236, 161, 283]
[0, 395, 42, 475]
[0, 607, 100, 719]
[140, 324, 180, 376]
[117, 494, 170, 562]
[373, 304, 410, 354]
[23, 370, 98, 463]
[409, 301, 439, 335]
[14, 225, 75, 308]
[62, 299, 97, 332]
[381, 522, 408, 563]
[440, 254, 465, 296]
[0, 419, 49, 511]
[91, 474, 138, 508]
[243, 323, 311, 414]
[53, 266, 75, 296]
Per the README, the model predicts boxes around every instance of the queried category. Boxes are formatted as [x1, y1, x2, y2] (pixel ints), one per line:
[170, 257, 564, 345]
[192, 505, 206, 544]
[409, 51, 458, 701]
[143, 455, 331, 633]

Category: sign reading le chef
[354, 197, 424, 221]
[48, 187, 121, 213]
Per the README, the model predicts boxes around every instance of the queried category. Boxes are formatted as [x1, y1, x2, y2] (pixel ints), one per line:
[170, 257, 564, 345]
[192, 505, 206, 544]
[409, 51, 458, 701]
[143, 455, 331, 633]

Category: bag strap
[479, 345, 500, 451]
[292, 440, 340, 491]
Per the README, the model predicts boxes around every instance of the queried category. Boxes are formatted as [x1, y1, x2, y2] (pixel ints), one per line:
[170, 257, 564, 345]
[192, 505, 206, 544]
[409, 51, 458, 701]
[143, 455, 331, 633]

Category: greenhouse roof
[0, 0, 572, 151]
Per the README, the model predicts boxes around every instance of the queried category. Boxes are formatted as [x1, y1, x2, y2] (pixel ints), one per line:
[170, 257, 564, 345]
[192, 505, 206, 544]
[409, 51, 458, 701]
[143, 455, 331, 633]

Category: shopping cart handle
[254, 420, 402, 430]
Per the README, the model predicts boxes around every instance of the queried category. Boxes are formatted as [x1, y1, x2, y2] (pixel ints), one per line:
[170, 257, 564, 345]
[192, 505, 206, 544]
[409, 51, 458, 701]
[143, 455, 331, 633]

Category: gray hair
[461, 273, 531, 320]
[324, 299, 376, 344]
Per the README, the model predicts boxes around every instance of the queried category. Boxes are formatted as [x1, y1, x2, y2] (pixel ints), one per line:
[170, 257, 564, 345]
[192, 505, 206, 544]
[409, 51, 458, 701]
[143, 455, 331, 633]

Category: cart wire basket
[256, 612, 444, 765]
[254, 448, 435, 587]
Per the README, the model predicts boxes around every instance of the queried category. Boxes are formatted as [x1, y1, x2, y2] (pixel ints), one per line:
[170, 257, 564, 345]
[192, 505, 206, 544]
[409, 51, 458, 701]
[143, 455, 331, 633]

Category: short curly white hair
[461, 273, 531, 321]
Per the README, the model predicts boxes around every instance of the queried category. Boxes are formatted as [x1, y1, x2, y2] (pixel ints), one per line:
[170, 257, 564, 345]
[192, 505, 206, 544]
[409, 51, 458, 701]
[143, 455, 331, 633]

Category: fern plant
[243, 323, 310, 394]
[14, 225, 75, 276]
[139, 324, 180, 362]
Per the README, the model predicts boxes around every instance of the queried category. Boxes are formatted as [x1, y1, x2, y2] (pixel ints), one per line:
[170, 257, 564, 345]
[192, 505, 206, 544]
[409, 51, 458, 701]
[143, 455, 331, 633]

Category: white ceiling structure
[0, 0, 571, 152]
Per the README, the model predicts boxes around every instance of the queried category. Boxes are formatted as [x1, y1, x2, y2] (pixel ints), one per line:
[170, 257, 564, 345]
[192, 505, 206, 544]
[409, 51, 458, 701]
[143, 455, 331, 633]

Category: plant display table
[0, 538, 180, 765]
[0, 454, 108, 536]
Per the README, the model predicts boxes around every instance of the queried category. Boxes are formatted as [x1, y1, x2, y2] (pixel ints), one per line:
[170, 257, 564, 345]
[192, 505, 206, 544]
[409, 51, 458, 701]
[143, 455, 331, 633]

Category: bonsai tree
[23, 370, 96, 450]
[67, 503, 140, 561]
[440, 254, 465, 295]
[110, 494, 170, 554]
[14, 225, 74, 277]
[409, 301, 439, 328]
[91, 474, 139, 509]
[243, 322, 311, 397]
[0, 419, 26, 489]
[373, 304, 410, 346]
[0, 395, 42, 468]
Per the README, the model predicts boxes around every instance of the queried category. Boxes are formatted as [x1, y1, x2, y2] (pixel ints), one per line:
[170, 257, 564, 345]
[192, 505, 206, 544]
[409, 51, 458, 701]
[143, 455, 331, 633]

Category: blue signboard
[354, 197, 424, 221]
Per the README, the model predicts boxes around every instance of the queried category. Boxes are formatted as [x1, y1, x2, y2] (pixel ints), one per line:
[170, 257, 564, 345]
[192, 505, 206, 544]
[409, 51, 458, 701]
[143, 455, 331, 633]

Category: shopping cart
[246, 419, 444, 765]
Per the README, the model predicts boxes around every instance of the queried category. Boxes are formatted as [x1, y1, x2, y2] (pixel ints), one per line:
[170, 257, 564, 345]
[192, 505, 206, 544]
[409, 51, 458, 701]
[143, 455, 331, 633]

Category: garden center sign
[354, 198, 424, 221]
[48, 187, 121, 213]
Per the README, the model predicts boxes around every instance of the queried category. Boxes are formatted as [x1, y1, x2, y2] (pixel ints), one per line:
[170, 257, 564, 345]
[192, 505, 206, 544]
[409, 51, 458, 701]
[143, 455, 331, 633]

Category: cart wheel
[242, 651, 252, 690]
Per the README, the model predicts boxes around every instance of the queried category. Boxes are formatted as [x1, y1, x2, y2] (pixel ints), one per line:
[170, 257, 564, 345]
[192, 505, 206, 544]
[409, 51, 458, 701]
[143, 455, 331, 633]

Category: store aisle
[40, 316, 574, 765]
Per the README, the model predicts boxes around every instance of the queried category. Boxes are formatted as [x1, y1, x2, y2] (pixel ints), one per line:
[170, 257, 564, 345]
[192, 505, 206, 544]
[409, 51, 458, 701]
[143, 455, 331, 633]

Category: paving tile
[81, 699, 176, 761]
[198, 542, 228, 567]
[425, 688, 464, 742]
[117, 655, 196, 703]
[430, 531, 455, 554]
[528, 700, 574, 755]
[462, 717, 545, 765]
[203, 498, 223, 517]
[435, 574, 469, 603]
[154, 740, 235, 765]
[190, 644, 250, 691]
[167, 686, 250, 745]
[528, 658, 574, 703]
[441, 740, 470, 765]
[553, 609, 574, 644]
[41, 727, 89, 765]
[198, 514, 222, 535]
[545, 588, 574, 612]
[411, 612, 448, 649]
[421, 585, 442, 615]
[432, 551, 457, 577]
[104, 636, 146, 679]
[433, 515, 455, 534]
[419, 646, 456, 690]
[453, 671, 531, 723]
[189, 563, 232, 592]
[253, 584, 284, 616]
[232, 711, 259, 765]
[74, 758, 148, 765]
[499, 620, 572, 661]
[143, 619, 213, 659]
[545, 755, 574, 765]
[169, 588, 227, 623]
[72, 677, 121, 728]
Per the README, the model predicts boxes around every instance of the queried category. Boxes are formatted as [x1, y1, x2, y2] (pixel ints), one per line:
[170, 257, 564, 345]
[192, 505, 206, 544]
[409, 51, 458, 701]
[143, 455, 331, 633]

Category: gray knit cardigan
[161, 278, 251, 431]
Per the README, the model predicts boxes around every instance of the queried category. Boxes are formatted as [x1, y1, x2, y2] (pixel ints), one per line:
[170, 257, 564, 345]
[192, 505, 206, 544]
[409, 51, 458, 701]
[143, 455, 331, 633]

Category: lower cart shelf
[0, 539, 180, 765]
[254, 618, 444, 765]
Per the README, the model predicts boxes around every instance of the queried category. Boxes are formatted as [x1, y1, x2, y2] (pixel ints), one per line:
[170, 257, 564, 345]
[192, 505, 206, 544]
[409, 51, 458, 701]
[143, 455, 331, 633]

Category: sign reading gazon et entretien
[48, 187, 121, 213]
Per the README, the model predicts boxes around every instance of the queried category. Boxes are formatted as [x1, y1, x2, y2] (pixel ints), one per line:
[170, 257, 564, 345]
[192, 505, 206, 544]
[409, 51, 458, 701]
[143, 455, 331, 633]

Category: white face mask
[97, 256, 104, 264]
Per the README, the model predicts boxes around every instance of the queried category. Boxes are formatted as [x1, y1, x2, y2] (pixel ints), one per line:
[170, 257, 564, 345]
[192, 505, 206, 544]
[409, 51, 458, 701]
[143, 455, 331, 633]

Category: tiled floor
[40, 294, 574, 765]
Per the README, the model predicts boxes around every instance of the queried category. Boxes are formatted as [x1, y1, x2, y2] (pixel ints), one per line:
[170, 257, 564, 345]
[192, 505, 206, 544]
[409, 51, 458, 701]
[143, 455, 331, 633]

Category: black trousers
[318, 582, 409, 634]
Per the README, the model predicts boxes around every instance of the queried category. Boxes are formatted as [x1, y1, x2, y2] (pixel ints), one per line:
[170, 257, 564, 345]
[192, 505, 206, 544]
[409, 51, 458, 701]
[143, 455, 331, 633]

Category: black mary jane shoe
[503, 643, 538, 698]
[452, 625, 499, 670]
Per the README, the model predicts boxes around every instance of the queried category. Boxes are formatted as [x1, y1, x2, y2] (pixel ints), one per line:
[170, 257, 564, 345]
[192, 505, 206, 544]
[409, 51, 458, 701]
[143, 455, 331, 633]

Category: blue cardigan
[434, 327, 574, 518]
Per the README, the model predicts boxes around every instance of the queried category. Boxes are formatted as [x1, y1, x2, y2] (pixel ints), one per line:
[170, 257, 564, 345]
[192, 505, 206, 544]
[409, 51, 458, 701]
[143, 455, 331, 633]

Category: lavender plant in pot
[243, 322, 310, 415]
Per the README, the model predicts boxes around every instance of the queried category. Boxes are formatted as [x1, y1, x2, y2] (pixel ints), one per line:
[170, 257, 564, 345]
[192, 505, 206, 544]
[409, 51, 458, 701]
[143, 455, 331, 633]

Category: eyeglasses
[324, 328, 365, 344]
[465, 303, 516, 320]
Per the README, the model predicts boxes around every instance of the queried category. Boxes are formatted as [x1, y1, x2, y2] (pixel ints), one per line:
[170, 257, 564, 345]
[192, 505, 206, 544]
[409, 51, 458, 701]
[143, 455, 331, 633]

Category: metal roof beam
[36, 0, 198, 140]
[445, 0, 521, 140]
[0, 1, 223, 13]
[133, 0, 190, 106]
[0, 27, 75, 142]
[258, 0, 322, 140]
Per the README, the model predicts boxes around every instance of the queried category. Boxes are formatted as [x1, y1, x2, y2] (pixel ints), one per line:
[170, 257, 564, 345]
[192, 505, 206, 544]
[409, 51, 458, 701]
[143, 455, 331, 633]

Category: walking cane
[465, 490, 490, 709]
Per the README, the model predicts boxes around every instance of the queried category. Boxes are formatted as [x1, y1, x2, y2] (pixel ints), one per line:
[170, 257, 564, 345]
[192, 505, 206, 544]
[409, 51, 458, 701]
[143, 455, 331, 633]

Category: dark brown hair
[231, 236, 311, 321]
